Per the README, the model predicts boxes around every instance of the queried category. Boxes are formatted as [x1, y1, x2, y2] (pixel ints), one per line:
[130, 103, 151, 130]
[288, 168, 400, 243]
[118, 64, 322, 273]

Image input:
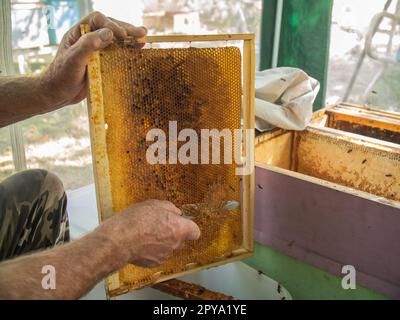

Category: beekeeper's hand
[0, 199, 200, 300]
[96, 200, 201, 268]
[40, 11, 147, 108]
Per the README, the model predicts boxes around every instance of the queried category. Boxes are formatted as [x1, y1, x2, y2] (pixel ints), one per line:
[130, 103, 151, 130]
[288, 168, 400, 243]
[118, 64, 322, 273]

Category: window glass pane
[21, 103, 93, 190]
[92, 0, 262, 67]
[0, 128, 14, 182]
[11, 0, 93, 190]
[327, 0, 400, 112]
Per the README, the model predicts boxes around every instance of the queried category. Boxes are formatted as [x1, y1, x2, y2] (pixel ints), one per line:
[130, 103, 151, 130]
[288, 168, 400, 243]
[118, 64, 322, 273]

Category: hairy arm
[0, 76, 54, 127]
[0, 200, 200, 300]
[0, 231, 123, 299]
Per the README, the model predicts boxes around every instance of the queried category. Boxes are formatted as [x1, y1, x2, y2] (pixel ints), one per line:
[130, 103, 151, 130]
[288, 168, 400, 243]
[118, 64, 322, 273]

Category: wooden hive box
[83, 25, 255, 298]
[254, 104, 400, 298]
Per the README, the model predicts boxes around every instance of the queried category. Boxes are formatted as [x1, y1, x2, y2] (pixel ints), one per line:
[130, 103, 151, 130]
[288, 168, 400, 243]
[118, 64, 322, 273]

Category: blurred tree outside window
[327, 0, 400, 112]
[9, 0, 94, 190]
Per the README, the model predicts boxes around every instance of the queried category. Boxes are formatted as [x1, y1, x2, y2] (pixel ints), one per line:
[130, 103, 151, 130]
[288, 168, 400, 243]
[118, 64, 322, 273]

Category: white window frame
[1, 0, 27, 172]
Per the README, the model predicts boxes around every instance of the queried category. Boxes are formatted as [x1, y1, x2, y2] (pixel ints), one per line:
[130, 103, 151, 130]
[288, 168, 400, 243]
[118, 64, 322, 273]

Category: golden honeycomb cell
[85, 31, 254, 297]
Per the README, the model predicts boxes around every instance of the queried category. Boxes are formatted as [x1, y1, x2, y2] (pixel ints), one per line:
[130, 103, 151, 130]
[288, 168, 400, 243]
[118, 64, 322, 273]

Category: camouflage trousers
[0, 169, 69, 262]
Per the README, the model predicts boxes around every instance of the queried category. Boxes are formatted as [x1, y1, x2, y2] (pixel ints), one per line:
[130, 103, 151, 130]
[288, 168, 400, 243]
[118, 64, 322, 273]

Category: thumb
[69, 28, 113, 68]
[181, 219, 201, 241]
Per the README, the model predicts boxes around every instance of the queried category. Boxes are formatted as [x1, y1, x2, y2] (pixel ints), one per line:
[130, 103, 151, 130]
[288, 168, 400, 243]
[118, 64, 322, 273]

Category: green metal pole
[259, 0, 333, 109]
[277, 0, 333, 109]
[259, 0, 277, 71]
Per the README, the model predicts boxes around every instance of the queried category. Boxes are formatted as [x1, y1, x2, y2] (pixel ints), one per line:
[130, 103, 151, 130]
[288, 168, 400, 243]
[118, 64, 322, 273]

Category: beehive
[323, 104, 400, 144]
[83, 26, 255, 298]
[255, 105, 400, 202]
[254, 105, 400, 298]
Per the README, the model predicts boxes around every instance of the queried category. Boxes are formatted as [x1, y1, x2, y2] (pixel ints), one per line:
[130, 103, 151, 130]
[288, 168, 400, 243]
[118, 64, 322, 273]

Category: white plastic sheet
[255, 67, 320, 131]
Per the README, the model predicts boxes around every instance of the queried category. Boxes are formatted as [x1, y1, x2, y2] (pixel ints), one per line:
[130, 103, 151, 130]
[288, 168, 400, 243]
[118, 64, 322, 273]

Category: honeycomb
[91, 40, 245, 291]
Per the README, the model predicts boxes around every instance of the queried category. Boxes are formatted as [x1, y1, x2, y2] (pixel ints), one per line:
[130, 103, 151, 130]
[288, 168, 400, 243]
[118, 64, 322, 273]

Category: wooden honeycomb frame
[82, 25, 255, 298]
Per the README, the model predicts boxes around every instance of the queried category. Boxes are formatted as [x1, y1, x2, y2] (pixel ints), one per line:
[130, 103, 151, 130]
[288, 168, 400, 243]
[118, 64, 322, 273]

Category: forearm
[0, 75, 57, 128]
[0, 229, 126, 300]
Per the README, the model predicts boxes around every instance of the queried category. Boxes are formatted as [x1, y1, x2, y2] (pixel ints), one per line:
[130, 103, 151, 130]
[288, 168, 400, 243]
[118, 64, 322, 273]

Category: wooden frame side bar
[242, 37, 255, 252]
[81, 24, 114, 223]
[137, 34, 255, 43]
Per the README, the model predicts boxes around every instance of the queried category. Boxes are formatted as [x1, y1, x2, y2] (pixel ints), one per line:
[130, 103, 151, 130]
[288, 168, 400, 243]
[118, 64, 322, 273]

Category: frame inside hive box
[82, 25, 255, 298]
[313, 103, 400, 144]
[255, 105, 400, 202]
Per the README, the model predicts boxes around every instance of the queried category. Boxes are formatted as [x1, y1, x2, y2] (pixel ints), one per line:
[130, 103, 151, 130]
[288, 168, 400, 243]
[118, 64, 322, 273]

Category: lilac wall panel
[254, 166, 400, 298]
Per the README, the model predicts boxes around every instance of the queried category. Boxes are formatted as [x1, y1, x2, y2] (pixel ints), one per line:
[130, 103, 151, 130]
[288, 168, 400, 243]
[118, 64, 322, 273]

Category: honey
[85, 33, 254, 295]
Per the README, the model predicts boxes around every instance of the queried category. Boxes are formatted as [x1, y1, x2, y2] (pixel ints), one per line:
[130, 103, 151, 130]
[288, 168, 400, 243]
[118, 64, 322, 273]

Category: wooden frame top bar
[81, 24, 254, 43]
[136, 34, 255, 43]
